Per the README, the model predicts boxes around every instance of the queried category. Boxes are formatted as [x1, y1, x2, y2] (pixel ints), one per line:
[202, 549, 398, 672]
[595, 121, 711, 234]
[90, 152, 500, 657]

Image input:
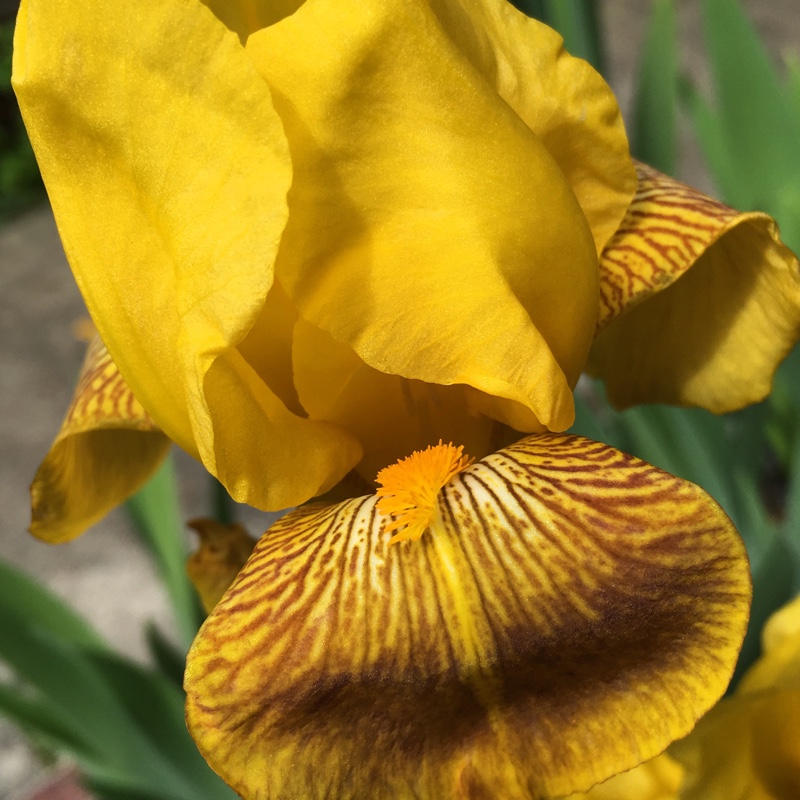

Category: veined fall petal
[13, 0, 361, 512]
[185, 434, 750, 800]
[30, 336, 171, 543]
[590, 163, 800, 413]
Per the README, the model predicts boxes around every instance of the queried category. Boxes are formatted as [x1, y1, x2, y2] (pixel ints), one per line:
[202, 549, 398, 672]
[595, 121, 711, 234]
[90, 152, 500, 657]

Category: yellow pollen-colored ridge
[375, 441, 474, 545]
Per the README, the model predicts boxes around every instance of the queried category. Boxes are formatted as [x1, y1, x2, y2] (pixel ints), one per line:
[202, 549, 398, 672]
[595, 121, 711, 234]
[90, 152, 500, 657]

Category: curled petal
[738, 593, 800, 694]
[30, 337, 170, 542]
[247, 0, 602, 431]
[590, 163, 800, 413]
[671, 595, 800, 800]
[185, 434, 750, 799]
[673, 690, 800, 800]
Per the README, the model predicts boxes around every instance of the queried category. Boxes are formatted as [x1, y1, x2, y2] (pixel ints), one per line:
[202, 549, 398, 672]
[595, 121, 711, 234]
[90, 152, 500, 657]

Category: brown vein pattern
[30, 334, 169, 542]
[597, 162, 743, 332]
[63, 334, 157, 435]
[185, 433, 751, 800]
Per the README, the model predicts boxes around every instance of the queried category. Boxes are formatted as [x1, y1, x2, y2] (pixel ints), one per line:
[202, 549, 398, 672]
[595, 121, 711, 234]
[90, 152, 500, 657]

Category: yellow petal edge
[185, 433, 750, 799]
[30, 336, 170, 543]
[591, 163, 800, 413]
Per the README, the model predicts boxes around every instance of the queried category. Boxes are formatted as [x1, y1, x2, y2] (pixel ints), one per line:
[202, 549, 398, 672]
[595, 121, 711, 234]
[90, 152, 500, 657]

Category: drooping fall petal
[590, 163, 800, 413]
[30, 337, 170, 543]
[185, 434, 750, 800]
[13, 0, 360, 511]
[246, 0, 606, 432]
[186, 519, 258, 614]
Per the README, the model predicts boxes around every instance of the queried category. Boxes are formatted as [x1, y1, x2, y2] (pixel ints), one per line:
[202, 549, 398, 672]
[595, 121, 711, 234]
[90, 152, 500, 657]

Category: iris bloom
[12, 0, 800, 796]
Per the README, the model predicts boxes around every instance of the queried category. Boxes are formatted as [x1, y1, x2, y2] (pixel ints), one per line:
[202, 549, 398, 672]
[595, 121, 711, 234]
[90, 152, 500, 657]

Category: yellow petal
[246, 0, 602, 432]
[436, 0, 636, 254]
[293, 319, 495, 481]
[185, 434, 750, 799]
[673, 690, 800, 800]
[739, 594, 800, 695]
[559, 753, 683, 800]
[13, 0, 359, 509]
[671, 594, 800, 800]
[30, 337, 170, 543]
[186, 519, 258, 614]
[590, 163, 800, 413]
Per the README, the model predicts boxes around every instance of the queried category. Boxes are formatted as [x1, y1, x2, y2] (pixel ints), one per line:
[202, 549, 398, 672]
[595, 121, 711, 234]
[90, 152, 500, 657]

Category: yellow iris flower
[12, 0, 800, 797]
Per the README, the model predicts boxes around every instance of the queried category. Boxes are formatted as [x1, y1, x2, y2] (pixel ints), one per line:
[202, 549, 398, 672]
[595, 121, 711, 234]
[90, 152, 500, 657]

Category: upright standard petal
[13, 0, 360, 511]
[590, 163, 800, 413]
[201, 0, 303, 41]
[430, 0, 636, 254]
[246, 0, 600, 432]
[185, 434, 750, 800]
[30, 337, 170, 543]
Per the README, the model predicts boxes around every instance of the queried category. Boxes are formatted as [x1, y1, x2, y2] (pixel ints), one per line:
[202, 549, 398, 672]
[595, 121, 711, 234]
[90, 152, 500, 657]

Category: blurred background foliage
[2, 0, 800, 796]
[0, 9, 44, 222]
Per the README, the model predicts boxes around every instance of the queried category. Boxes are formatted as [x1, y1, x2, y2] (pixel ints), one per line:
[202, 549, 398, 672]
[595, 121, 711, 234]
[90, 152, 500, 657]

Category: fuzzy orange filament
[375, 441, 474, 544]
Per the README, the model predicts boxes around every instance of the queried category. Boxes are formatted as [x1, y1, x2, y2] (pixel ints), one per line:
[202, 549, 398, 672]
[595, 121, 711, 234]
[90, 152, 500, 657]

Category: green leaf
[86, 653, 236, 797]
[125, 455, 200, 646]
[0, 560, 106, 652]
[700, 0, 800, 213]
[780, 420, 800, 577]
[144, 623, 188, 689]
[678, 75, 742, 205]
[0, 682, 95, 759]
[211, 476, 237, 526]
[631, 0, 677, 174]
[0, 608, 198, 800]
[541, 0, 604, 73]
